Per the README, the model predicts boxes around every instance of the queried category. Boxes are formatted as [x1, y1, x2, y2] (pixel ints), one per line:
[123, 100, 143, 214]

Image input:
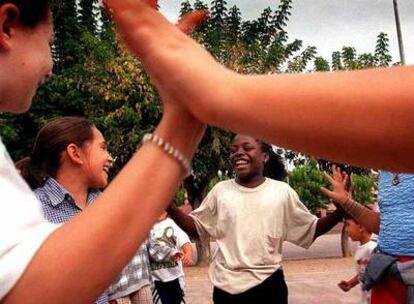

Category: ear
[66, 144, 85, 165]
[263, 152, 270, 164]
[0, 4, 20, 50]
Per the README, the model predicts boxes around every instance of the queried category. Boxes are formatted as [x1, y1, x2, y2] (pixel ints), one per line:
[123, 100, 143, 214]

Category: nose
[45, 69, 53, 82]
[108, 153, 114, 166]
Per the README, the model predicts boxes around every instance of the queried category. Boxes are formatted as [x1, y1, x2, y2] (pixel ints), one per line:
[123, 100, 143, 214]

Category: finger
[177, 10, 209, 34]
[104, 0, 173, 58]
[348, 181, 355, 194]
[341, 174, 349, 187]
[320, 186, 335, 198]
[333, 165, 342, 181]
[322, 171, 335, 185]
[348, 174, 355, 193]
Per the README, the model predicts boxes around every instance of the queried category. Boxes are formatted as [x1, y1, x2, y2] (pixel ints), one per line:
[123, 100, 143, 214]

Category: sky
[159, 0, 414, 65]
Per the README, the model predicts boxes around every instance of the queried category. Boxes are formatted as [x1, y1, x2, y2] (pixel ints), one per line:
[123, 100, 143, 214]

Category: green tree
[179, 0, 193, 17]
[375, 32, 392, 66]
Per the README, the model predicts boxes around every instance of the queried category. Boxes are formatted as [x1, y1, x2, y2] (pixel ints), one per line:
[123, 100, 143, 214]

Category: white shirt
[355, 240, 377, 304]
[0, 138, 57, 299]
[190, 178, 317, 294]
[150, 217, 190, 282]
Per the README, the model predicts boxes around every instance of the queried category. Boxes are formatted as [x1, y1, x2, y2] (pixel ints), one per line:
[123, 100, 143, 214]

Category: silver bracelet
[140, 133, 192, 176]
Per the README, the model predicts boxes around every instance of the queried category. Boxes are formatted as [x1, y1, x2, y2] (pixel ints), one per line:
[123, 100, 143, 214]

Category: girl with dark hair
[0, 1, 205, 303]
[19, 117, 112, 304]
[167, 134, 344, 303]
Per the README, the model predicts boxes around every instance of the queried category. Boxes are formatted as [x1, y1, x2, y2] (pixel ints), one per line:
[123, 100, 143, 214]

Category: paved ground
[184, 233, 362, 303]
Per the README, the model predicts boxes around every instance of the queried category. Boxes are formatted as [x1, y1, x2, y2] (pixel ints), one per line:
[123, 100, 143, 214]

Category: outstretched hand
[320, 165, 350, 204]
[104, 0, 228, 119]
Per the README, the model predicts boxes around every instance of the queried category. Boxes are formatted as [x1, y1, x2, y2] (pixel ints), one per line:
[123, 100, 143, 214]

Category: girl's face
[229, 135, 268, 181]
[0, 13, 54, 112]
[82, 128, 113, 188]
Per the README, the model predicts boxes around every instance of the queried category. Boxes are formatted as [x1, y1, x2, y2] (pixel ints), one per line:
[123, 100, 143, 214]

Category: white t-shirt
[150, 217, 191, 282]
[355, 240, 377, 304]
[190, 178, 318, 294]
[0, 138, 57, 299]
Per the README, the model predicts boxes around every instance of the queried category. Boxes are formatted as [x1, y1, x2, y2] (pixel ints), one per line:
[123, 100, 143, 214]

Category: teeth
[235, 160, 248, 165]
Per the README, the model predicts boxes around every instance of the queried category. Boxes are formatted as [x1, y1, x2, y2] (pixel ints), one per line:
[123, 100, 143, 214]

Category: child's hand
[337, 280, 354, 292]
[321, 165, 350, 205]
[172, 251, 184, 262]
[182, 252, 193, 267]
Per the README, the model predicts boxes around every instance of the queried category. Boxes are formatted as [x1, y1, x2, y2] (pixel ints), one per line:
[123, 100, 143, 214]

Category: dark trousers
[213, 269, 288, 304]
[153, 279, 184, 304]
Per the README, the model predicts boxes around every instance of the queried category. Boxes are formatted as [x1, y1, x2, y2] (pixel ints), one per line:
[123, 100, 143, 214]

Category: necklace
[391, 173, 400, 186]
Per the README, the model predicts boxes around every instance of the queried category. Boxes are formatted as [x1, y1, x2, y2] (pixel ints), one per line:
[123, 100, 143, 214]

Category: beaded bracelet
[141, 133, 192, 176]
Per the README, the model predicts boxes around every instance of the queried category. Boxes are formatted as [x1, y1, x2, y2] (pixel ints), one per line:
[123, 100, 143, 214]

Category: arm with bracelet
[321, 165, 380, 234]
[1, 6, 206, 304]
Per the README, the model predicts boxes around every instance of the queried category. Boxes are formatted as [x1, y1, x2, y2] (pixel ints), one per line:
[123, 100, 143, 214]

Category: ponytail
[15, 156, 46, 189]
[18, 117, 95, 189]
[261, 143, 288, 181]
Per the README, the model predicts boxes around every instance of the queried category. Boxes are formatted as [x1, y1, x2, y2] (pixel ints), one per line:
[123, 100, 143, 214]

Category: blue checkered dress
[35, 177, 109, 304]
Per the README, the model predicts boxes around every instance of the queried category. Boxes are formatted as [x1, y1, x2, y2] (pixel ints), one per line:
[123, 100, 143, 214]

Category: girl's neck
[359, 233, 372, 245]
[55, 171, 90, 210]
[236, 175, 266, 188]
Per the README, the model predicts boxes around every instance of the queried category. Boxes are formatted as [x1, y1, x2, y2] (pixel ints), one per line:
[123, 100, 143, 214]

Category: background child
[151, 211, 193, 304]
[108, 235, 182, 304]
[338, 216, 377, 304]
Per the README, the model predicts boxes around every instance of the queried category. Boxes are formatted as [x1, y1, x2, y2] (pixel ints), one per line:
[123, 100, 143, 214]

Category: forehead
[91, 127, 105, 142]
[231, 134, 258, 146]
[32, 16, 54, 38]
[345, 219, 357, 226]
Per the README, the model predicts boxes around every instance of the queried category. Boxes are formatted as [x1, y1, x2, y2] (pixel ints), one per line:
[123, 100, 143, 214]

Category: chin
[2, 98, 33, 113]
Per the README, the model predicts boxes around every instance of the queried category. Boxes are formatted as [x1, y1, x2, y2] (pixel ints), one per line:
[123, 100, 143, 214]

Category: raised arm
[321, 165, 380, 234]
[105, 0, 414, 173]
[2, 8, 206, 304]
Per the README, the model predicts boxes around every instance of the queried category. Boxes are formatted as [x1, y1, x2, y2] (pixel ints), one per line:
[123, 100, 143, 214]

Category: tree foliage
[289, 160, 375, 215]
[1, 1, 389, 212]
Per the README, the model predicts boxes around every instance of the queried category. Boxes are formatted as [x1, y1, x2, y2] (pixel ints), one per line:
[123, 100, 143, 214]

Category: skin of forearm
[314, 210, 344, 240]
[197, 66, 414, 173]
[104, 1, 414, 172]
[182, 242, 193, 255]
[350, 275, 360, 287]
[3, 115, 204, 304]
[167, 205, 199, 240]
[341, 199, 380, 234]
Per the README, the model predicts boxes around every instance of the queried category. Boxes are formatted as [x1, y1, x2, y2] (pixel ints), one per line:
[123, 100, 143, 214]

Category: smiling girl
[168, 134, 344, 303]
[18, 117, 112, 303]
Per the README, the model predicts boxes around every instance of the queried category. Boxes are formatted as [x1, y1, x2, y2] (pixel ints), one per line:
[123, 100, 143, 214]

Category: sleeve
[284, 185, 318, 249]
[170, 220, 191, 248]
[189, 185, 219, 241]
[0, 153, 58, 299]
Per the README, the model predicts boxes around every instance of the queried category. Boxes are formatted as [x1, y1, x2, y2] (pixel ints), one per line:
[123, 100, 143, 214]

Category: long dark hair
[0, 0, 50, 27]
[260, 142, 288, 181]
[18, 117, 95, 189]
